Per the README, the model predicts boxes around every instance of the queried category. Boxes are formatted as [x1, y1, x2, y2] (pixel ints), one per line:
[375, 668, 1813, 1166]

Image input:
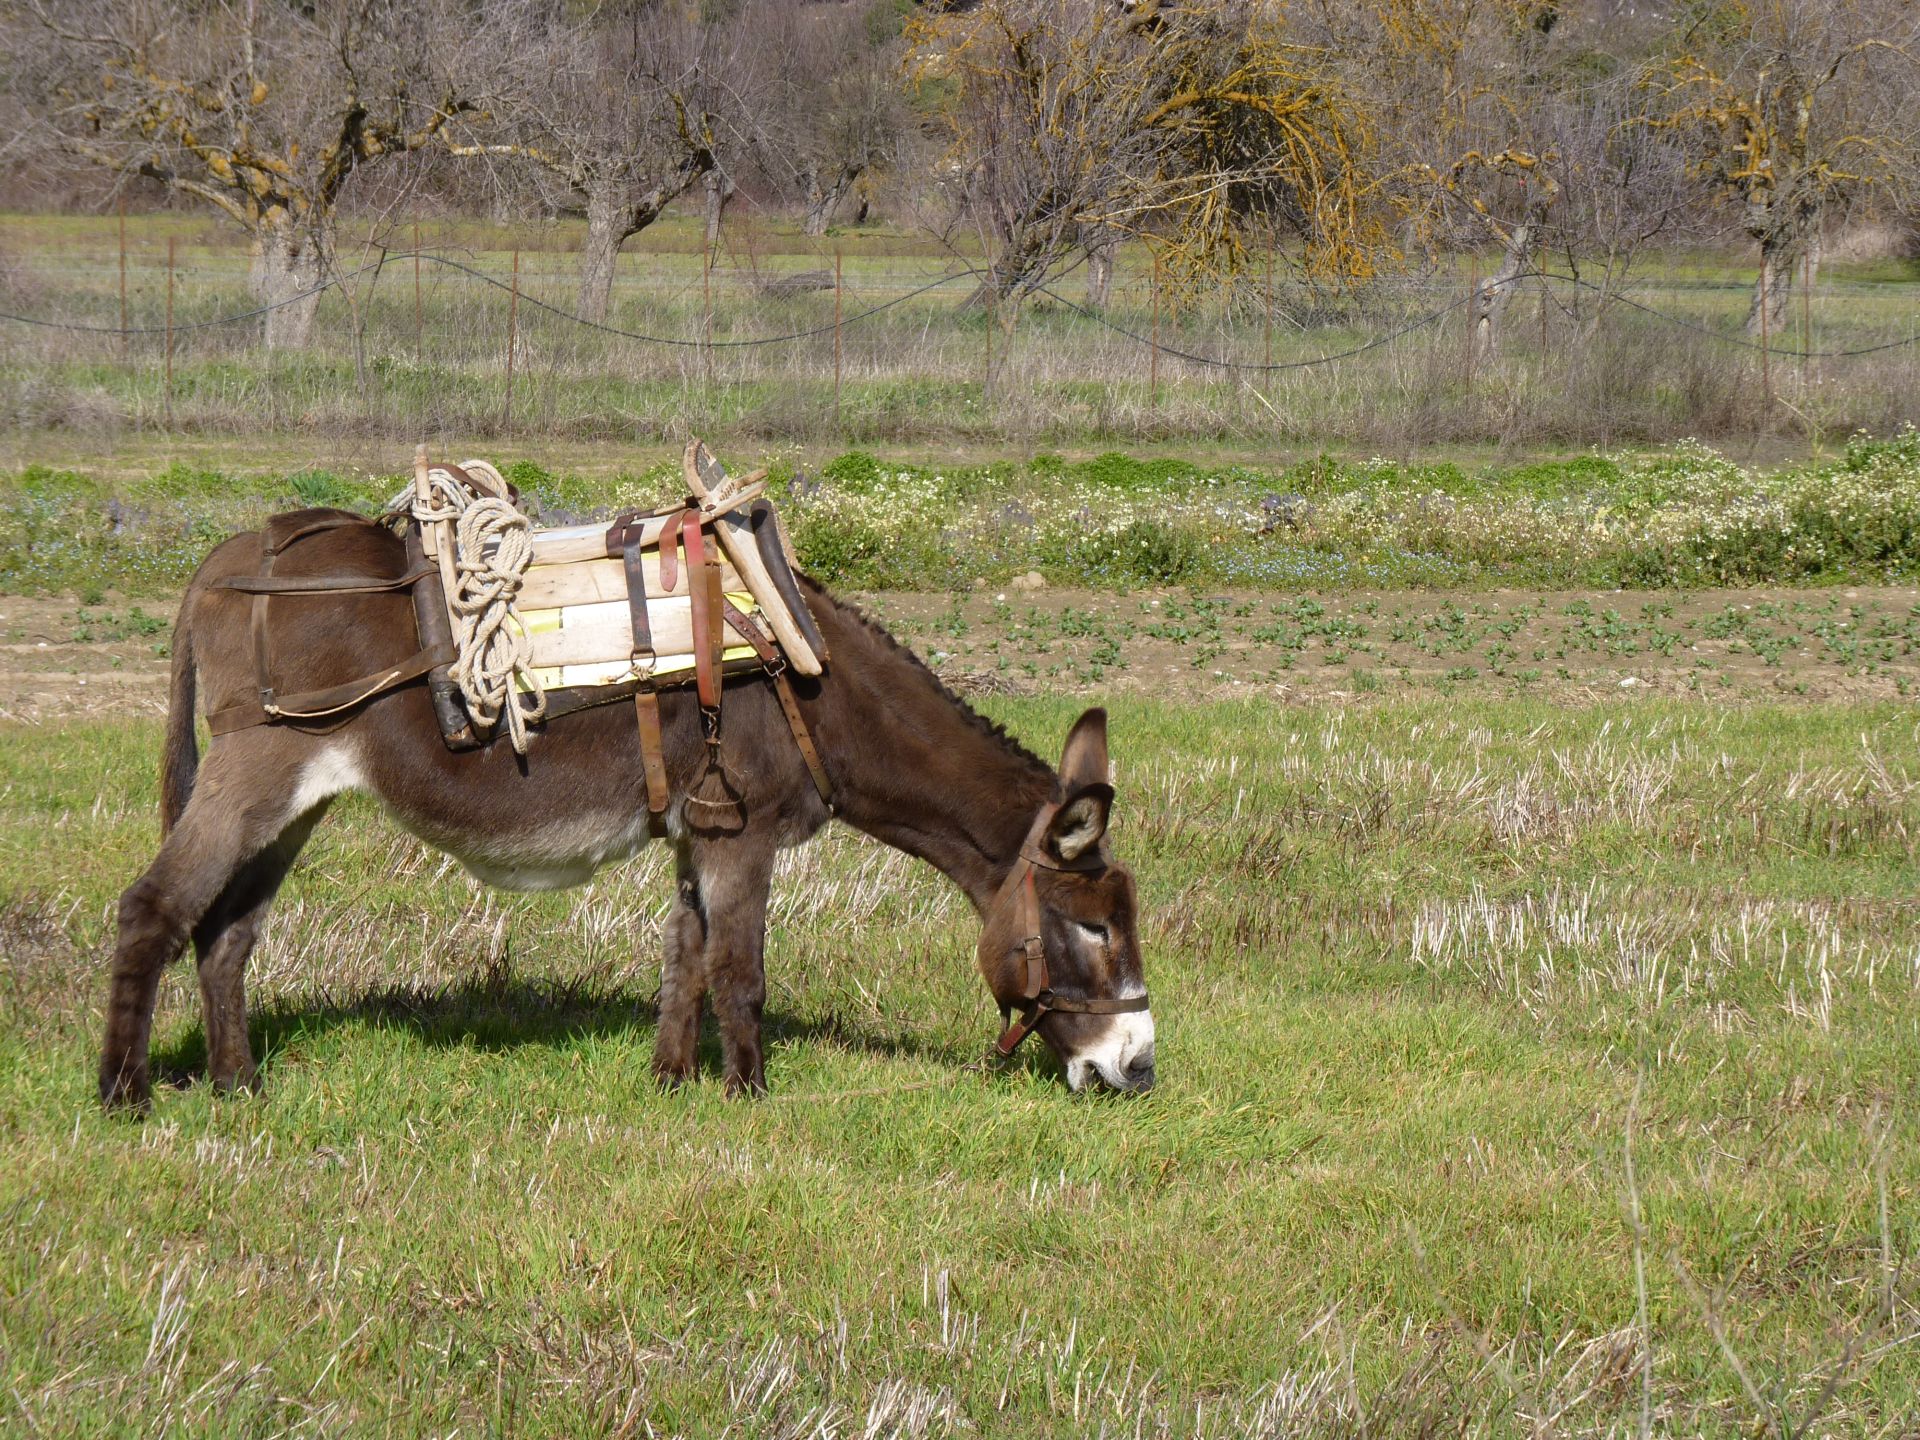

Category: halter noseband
[982, 800, 1151, 1059]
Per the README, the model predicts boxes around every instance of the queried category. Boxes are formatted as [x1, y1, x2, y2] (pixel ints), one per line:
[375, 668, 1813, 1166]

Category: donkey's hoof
[209, 1067, 262, 1099]
[652, 1061, 693, 1093]
[723, 1072, 769, 1100]
[99, 1067, 152, 1115]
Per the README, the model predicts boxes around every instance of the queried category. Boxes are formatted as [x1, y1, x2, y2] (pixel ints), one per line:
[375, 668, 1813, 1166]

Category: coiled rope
[403, 465, 547, 754]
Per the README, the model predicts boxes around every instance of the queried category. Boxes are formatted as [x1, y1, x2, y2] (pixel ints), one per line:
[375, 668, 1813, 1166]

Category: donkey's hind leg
[190, 807, 325, 1095]
[101, 737, 332, 1111]
[652, 843, 708, 1089]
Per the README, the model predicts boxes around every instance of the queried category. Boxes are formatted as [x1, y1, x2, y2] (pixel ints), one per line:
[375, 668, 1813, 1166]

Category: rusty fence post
[1758, 250, 1771, 412]
[702, 241, 715, 390]
[1464, 251, 1478, 395]
[118, 196, 130, 360]
[413, 218, 424, 363]
[503, 247, 520, 430]
[164, 235, 176, 429]
[1150, 252, 1161, 409]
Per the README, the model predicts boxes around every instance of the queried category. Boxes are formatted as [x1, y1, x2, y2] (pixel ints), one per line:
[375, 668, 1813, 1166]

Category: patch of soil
[860, 583, 1920, 707]
[7, 583, 1920, 723]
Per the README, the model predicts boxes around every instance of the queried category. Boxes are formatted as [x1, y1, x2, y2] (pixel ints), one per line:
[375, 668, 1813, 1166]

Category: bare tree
[911, 0, 1388, 311]
[1642, 0, 1920, 335]
[15, 0, 482, 347]
[731, 1, 910, 238]
[442, 2, 738, 322]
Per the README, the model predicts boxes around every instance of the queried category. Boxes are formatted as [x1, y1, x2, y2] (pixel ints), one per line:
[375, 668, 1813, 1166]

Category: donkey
[99, 509, 1156, 1109]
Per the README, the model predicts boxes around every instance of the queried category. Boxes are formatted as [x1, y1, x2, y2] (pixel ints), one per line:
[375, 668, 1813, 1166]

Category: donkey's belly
[290, 739, 656, 893]
[427, 809, 657, 892]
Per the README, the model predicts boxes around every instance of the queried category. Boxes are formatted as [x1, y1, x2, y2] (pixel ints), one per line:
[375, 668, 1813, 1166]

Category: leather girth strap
[623, 537, 671, 816]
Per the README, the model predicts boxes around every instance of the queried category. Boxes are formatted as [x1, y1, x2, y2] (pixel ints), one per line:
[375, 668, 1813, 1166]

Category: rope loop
[408, 469, 546, 754]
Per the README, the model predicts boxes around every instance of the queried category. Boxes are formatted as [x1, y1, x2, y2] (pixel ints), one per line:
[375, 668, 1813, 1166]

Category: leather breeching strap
[982, 801, 1150, 1059]
[206, 515, 452, 737]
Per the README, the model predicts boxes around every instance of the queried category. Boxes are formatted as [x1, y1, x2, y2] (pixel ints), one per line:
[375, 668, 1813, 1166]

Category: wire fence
[4, 235, 1919, 449]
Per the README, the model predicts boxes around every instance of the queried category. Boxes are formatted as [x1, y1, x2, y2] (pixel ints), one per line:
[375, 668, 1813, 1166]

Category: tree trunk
[1747, 196, 1820, 338]
[576, 154, 714, 323]
[1084, 238, 1116, 309]
[1469, 222, 1536, 360]
[803, 165, 862, 237]
[577, 191, 626, 324]
[703, 170, 735, 252]
[252, 217, 330, 350]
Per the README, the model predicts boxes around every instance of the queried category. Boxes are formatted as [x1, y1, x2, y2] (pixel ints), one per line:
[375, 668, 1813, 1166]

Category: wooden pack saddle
[209, 441, 832, 819]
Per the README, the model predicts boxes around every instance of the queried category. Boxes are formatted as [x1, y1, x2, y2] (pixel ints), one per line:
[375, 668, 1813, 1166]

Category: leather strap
[633, 691, 669, 815]
[623, 538, 670, 815]
[208, 642, 453, 736]
[720, 601, 831, 808]
[773, 669, 831, 807]
[622, 539, 655, 666]
[214, 563, 436, 596]
[984, 801, 1150, 1059]
[262, 513, 368, 555]
[719, 600, 777, 665]
[682, 511, 722, 712]
[249, 545, 275, 716]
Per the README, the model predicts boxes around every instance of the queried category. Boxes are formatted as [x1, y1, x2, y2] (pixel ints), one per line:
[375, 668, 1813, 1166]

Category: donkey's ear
[1058, 707, 1110, 792]
[1047, 783, 1114, 863]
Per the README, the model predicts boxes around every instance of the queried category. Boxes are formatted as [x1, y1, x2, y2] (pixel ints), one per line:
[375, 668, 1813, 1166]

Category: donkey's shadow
[149, 975, 1029, 1092]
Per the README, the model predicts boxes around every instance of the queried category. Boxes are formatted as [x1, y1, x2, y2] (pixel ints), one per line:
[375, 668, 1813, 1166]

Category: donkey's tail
[160, 595, 198, 836]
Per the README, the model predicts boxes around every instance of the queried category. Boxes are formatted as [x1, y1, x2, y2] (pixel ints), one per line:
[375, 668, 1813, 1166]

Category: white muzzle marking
[1064, 1008, 1156, 1092]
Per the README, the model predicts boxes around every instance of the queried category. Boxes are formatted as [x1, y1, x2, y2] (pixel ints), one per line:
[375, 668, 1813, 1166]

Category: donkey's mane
[801, 578, 1054, 781]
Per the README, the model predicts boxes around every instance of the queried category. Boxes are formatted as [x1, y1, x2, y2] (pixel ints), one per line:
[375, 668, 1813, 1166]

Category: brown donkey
[100, 510, 1155, 1109]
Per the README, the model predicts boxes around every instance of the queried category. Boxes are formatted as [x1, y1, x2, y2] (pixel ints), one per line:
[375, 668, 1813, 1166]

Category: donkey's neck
[803, 585, 1056, 911]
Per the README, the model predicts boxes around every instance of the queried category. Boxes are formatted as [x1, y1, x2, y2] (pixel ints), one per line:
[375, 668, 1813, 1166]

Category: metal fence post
[1150, 252, 1161, 409]
[164, 235, 175, 429]
[117, 196, 129, 360]
[1758, 250, 1771, 412]
[504, 247, 520, 430]
[413, 218, 423, 363]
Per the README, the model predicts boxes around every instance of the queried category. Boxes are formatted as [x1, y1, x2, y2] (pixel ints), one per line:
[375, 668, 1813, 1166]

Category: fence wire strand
[2, 248, 1917, 366]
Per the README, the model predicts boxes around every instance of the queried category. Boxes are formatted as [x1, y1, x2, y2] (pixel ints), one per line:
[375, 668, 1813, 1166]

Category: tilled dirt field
[6, 583, 1920, 724]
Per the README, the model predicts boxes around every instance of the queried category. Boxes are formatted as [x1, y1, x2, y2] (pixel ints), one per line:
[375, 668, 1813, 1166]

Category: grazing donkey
[100, 510, 1155, 1108]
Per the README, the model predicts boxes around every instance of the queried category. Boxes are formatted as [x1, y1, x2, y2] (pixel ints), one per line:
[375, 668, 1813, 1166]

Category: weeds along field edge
[11, 431, 1920, 600]
[1, 694, 1916, 1435]
[5, 214, 1919, 450]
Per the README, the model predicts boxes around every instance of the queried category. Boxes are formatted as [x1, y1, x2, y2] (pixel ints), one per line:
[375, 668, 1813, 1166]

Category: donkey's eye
[1074, 921, 1109, 943]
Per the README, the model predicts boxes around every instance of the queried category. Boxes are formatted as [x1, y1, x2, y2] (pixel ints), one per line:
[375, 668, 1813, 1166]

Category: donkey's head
[978, 709, 1154, 1092]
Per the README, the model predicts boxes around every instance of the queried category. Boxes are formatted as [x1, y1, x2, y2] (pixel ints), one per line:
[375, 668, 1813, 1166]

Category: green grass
[3, 695, 1917, 1434]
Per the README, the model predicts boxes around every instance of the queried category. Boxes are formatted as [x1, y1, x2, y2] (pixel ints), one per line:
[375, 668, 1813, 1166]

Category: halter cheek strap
[983, 802, 1151, 1059]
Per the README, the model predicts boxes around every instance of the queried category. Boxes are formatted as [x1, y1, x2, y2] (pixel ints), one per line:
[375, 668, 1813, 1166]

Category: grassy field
[2, 691, 1918, 1435]
[5, 405, 1920, 1430]
[5, 209, 1919, 453]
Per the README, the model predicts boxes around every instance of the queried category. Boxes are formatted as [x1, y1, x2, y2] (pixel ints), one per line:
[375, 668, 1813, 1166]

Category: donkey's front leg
[694, 838, 776, 1096]
[652, 849, 708, 1090]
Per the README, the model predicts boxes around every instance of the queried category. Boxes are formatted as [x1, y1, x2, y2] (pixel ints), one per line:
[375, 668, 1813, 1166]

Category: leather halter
[982, 799, 1151, 1059]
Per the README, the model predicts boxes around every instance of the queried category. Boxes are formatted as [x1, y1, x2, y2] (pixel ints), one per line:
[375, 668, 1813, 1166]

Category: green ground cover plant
[1, 696, 1915, 1434]
[9, 433, 1920, 598]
